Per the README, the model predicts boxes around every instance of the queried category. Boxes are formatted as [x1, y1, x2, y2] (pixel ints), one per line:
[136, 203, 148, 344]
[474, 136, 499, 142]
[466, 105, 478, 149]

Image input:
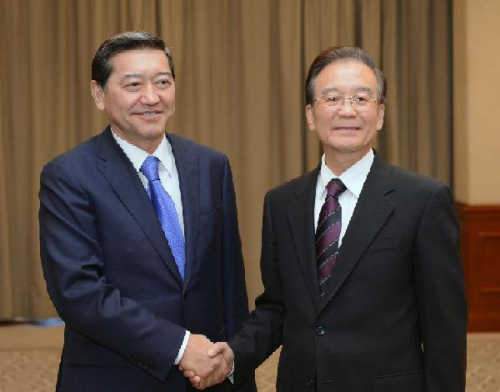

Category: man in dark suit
[196, 46, 467, 391]
[39, 31, 256, 392]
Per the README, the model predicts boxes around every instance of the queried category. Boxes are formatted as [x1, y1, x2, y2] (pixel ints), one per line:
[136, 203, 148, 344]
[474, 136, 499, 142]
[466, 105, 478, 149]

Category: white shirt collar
[318, 149, 374, 199]
[111, 130, 174, 175]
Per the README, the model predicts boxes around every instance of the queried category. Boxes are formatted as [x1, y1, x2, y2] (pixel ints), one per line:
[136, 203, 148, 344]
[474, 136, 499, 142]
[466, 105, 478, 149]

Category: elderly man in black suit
[189, 46, 467, 392]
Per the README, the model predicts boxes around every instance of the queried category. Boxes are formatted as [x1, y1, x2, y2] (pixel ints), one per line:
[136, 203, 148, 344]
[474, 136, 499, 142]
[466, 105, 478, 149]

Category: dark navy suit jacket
[39, 127, 256, 392]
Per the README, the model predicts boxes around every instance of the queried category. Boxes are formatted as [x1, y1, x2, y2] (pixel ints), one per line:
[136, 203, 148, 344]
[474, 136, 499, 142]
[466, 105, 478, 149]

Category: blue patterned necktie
[316, 178, 346, 294]
[140, 156, 185, 280]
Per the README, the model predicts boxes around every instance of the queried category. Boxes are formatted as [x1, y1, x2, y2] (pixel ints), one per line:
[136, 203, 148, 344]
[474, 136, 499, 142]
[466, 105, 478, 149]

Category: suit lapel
[287, 169, 321, 311]
[94, 128, 183, 283]
[319, 156, 396, 312]
[167, 134, 200, 291]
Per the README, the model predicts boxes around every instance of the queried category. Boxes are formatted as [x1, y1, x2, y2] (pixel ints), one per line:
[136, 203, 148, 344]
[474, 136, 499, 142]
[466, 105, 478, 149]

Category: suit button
[307, 378, 315, 387]
[316, 326, 326, 336]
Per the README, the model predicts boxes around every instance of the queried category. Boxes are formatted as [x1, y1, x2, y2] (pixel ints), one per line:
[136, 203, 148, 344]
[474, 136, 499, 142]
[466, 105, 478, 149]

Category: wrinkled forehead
[315, 59, 378, 93]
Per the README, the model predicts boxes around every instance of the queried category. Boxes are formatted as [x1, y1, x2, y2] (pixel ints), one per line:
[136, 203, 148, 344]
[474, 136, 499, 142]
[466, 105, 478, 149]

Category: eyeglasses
[314, 93, 378, 110]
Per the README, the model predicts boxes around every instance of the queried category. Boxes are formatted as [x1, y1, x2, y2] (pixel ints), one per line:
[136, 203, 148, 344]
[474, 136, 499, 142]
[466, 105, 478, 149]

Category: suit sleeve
[229, 191, 285, 385]
[414, 184, 467, 392]
[39, 159, 185, 381]
[220, 156, 257, 391]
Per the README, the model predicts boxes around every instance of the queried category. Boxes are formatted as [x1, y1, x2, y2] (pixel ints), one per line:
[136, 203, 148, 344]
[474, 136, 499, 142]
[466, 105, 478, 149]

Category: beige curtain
[0, 0, 452, 318]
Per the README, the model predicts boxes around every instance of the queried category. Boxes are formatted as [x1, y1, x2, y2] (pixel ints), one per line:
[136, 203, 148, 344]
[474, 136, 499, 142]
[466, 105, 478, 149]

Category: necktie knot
[327, 178, 346, 199]
[141, 156, 160, 182]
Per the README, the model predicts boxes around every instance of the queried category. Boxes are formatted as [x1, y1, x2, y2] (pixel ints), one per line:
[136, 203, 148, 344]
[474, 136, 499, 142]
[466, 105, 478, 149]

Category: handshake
[178, 333, 234, 390]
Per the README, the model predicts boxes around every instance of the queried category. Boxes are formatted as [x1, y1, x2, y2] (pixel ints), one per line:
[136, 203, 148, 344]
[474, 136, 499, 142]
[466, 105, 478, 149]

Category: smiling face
[306, 59, 385, 172]
[90, 49, 175, 153]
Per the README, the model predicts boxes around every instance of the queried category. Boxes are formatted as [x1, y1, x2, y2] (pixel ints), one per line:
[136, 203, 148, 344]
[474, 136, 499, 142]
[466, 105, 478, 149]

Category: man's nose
[338, 99, 356, 115]
[140, 84, 160, 105]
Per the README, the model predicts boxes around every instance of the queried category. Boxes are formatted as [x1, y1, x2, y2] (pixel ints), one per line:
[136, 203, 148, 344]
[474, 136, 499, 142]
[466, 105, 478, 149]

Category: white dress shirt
[314, 149, 374, 247]
[111, 131, 185, 234]
[111, 130, 189, 365]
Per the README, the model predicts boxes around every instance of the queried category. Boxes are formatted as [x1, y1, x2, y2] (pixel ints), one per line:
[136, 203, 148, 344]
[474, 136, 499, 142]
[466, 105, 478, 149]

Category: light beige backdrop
[0, 0, 452, 318]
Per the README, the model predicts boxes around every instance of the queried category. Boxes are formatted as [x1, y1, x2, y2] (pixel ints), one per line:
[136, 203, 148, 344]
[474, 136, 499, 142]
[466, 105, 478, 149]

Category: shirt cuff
[228, 363, 235, 383]
[174, 330, 190, 365]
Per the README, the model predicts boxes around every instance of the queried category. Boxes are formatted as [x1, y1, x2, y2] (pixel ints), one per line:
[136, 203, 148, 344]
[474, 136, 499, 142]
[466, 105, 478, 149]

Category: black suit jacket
[39, 127, 256, 392]
[230, 155, 467, 392]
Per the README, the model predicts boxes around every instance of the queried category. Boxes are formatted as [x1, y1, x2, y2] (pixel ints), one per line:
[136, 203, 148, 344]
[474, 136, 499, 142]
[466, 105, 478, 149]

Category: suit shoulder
[387, 164, 448, 192]
[266, 170, 317, 201]
[43, 134, 99, 170]
[378, 161, 451, 206]
[167, 133, 227, 160]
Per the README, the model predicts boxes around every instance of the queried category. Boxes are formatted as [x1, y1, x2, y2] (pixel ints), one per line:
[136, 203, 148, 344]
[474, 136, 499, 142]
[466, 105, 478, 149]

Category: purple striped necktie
[316, 178, 347, 294]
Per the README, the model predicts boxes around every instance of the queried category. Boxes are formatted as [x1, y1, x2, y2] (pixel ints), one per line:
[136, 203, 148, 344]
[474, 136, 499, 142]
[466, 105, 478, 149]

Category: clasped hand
[178, 334, 234, 390]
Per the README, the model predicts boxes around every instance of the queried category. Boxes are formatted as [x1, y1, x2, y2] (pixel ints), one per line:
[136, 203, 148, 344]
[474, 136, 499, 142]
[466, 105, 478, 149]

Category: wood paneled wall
[456, 203, 500, 331]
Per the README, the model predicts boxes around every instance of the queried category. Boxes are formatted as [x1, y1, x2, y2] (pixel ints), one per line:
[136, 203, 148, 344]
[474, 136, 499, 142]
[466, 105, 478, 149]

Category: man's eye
[158, 80, 170, 86]
[354, 95, 370, 104]
[125, 82, 141, 88]
[326, 95, 342, 103]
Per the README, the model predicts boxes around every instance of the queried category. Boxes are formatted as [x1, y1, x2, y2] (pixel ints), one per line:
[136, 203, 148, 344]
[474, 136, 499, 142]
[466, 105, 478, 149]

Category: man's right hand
[207, 342, 234, 368]
[181, 340, 235, 390]
[178, 335, 232, 390]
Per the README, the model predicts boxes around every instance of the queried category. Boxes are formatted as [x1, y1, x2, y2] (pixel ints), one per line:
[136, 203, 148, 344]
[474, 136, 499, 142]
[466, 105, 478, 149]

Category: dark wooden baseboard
[455, 202, 500, 331]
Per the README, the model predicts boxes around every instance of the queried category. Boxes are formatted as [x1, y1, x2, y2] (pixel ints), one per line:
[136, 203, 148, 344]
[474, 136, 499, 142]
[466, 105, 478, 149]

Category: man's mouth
[137, 111, 162, 116]
[333, 126, 360, 130]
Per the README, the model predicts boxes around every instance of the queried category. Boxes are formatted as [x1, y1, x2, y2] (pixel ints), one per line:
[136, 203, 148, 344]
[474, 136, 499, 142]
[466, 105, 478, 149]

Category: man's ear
[376, 103, 385, 130]
[305, 104, 316, 131]
[90, 80, 106, 111]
